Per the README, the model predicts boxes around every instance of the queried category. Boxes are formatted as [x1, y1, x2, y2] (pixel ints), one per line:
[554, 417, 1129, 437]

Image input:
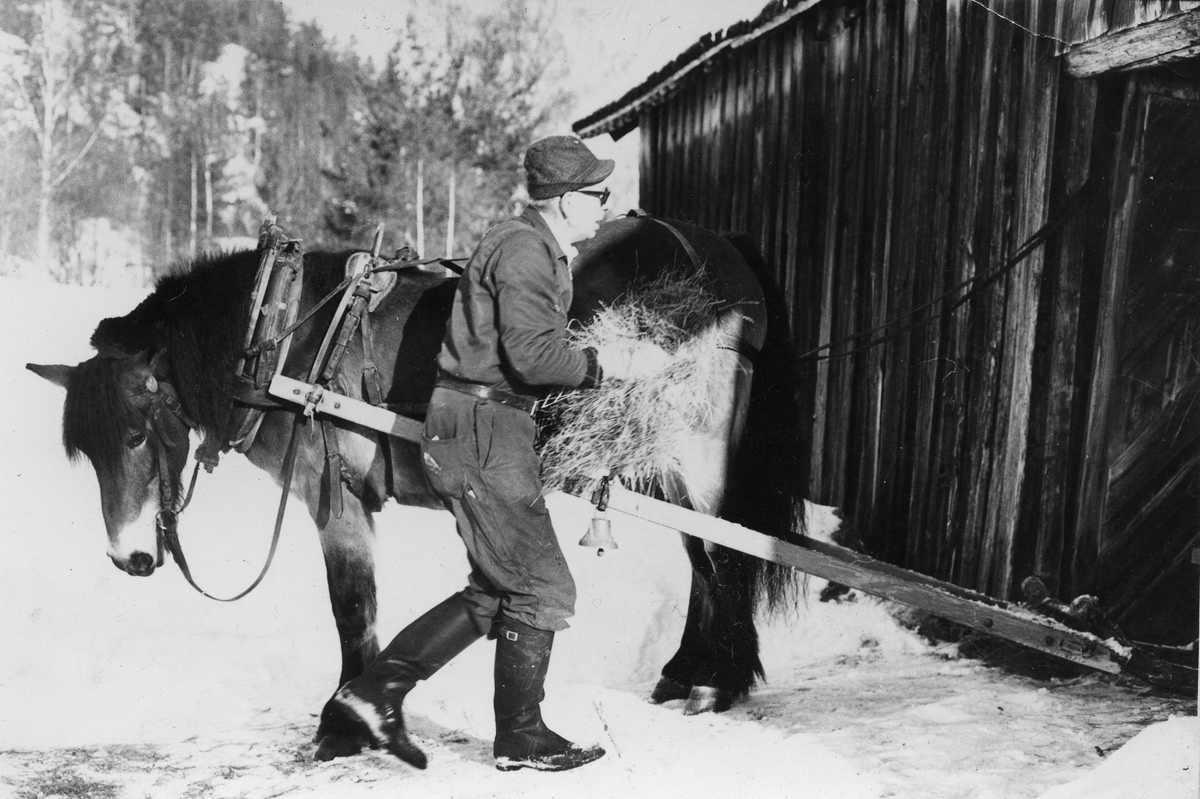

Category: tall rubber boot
[492, 619, 606, 772]
[314, 592, 484, 767]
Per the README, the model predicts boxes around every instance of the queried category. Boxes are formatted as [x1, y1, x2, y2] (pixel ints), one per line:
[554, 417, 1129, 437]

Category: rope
[797, 179, 1097, 362]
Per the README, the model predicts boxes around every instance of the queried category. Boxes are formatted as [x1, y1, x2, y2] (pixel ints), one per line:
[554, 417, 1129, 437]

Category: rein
[144, 382, 277, 601]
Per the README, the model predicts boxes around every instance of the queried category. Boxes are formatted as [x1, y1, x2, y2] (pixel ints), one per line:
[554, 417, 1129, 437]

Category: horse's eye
[126, 432, 147, 449]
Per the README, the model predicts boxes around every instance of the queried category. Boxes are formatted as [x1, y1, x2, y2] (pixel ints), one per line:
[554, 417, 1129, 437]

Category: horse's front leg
[247, 415, 381, 756]
[314, 504, 380, 687]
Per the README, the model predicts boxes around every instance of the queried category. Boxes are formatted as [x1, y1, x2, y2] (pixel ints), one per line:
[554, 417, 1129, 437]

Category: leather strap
[158, 412, 294, 602]
[649, 217, 703, 274]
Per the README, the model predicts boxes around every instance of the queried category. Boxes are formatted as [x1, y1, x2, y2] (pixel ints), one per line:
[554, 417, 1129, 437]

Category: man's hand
[595, 339, 671, 382]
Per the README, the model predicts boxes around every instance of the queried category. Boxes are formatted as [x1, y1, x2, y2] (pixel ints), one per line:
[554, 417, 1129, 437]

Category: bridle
[140, 377, 277, 601]
[144, 380, 199, 570]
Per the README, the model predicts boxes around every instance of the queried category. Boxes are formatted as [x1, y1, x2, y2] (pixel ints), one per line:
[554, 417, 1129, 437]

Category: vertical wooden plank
[663, 97, 678, 218]
[934, 0, 987, 584]
[759, 32, 782, 263]
[691, 81, 705, 223]
[851, 0, 901, 532]
[720, 55, 739, 232]
[698, 68, 716, 229]
[867, 0, 926, 563]
[681, 84, 698, 221]
[826, 7, 870, 509]
[908, 0, 961, 577]
[1073, 77, 1149, 593]
[783, 25, 806, 335]
[1057, 0, 1108, 45]
[810, 7, 851, 502]
[639, 107, 657, 213]
[734, 48, 755, 233]
[1028, 80, 1097, 598]
[961, 0, 1016, 591]
[773, 24, 797, 292]
[748, 37, 768, 249]
[980, 1, 1060, 599]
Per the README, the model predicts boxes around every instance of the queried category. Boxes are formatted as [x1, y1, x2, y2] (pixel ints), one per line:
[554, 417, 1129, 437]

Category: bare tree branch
[52, 112, 106, 187]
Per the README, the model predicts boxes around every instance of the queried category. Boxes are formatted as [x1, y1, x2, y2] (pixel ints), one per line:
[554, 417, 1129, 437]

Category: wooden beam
[1064, 10, 1200, 78]
[592, 485, 1124, 675]
[265, 374, 1126, 676]
[268, 374, 425, 442]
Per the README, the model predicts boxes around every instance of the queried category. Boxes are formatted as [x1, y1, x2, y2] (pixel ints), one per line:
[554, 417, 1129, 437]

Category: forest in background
[0, 0, 572, 285]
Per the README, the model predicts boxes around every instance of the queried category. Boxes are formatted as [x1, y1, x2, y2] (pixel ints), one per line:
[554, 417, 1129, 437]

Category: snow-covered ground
[1, 276, 1195, 798]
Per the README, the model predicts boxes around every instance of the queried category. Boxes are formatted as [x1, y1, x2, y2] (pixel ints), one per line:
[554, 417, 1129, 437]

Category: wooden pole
[416, 158, 425, 256]
[446, 164, 456, 258]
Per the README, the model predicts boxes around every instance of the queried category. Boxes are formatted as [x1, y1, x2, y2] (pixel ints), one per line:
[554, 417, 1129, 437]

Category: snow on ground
[0, 276, 1195, 798]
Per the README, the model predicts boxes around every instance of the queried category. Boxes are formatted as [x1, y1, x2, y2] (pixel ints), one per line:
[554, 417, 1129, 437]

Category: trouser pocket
[421, 435, 469, 499]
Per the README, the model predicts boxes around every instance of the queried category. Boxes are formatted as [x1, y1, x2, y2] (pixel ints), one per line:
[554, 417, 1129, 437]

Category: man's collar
[522, 206, 578, 264]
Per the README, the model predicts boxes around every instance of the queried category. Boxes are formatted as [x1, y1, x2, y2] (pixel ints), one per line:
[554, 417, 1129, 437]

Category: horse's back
[571, 217, 767, 351]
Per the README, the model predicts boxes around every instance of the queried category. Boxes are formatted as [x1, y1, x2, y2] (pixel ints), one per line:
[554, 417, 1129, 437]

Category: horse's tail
[722, 232, 809, 615]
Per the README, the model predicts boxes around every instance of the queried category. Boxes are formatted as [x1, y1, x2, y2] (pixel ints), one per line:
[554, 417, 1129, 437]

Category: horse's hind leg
[652, 533, 762, 715]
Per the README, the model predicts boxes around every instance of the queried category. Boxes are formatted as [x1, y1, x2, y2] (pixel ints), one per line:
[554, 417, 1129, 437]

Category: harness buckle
[302, 383, 325, 418]
[155, 508, 178, 534]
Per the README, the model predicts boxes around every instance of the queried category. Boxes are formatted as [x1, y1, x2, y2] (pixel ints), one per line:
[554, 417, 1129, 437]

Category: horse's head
[28, 350, 193, 576]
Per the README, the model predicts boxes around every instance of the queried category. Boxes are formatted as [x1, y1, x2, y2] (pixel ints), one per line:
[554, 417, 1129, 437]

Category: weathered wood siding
[1057, 0, 1200, 45]
[625, 0, 1198, 638]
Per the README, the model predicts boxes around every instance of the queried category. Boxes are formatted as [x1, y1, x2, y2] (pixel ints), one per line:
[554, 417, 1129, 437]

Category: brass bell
[579, 513, 617, 555]
[579, 474, 617, 555]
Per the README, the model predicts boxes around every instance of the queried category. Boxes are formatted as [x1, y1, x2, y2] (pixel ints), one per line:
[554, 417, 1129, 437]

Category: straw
[539, 270, 747, 496]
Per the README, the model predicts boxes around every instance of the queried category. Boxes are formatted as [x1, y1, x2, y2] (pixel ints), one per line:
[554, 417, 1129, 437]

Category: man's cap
[524, 136, 614, 200]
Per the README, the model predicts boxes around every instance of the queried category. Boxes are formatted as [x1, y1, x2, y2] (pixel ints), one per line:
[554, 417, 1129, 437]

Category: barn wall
[1056, 0, 1199, 46]
[632, 0, 1177, 613]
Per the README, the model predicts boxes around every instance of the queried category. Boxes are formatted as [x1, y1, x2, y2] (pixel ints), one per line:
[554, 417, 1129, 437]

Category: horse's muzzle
[117, 551, 157, 576]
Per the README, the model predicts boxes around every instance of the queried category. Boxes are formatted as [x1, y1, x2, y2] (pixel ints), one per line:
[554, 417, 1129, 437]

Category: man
[316, 136, 668, 772]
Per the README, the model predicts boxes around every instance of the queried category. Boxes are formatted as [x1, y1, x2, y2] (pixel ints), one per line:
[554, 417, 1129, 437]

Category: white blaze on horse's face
[97, 447, 161, 574]
[99, 371, 165, 576]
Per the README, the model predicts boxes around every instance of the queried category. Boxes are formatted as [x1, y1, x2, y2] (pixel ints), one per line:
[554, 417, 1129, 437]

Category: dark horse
[28, 216, 811, 756]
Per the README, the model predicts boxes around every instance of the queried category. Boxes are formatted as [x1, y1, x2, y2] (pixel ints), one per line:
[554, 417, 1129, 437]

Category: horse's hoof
[318, 688, 428, 769]
[648, 677, 691, 704]
[313, 731, 366, 761]
[683, 685, 732, 715]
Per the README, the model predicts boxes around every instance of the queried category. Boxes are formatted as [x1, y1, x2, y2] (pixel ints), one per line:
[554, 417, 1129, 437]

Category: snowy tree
[347, 0, 569, 258]
[0, 0, 137, 279]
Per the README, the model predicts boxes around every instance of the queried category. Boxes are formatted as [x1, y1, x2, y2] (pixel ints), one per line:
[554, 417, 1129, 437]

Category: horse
[27, 215, 812, 757]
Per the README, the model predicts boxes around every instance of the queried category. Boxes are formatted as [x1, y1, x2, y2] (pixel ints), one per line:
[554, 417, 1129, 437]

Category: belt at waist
[433, 374, 540, 414]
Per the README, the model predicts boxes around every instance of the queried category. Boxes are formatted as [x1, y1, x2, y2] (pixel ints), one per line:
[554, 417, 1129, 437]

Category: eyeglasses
[575, 188, 610, 205]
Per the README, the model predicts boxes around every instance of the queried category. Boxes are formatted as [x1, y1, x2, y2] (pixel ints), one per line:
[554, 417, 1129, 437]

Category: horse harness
[149, 213, 711, 601]
[142, 220, 460, 600]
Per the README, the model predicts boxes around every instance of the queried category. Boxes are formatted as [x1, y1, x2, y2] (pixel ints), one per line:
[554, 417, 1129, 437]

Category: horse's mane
[62, 355, 144, 470]
[87, 249, 264, 446]
[69, 247, 355, 463]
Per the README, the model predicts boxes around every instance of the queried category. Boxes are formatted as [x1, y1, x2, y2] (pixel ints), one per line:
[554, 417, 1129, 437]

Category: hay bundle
[539, 271, 746, 494]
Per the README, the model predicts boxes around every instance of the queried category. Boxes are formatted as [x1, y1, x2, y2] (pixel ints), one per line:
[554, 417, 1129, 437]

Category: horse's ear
[26, 363, 75, 390]
[91, 294, 162, 355]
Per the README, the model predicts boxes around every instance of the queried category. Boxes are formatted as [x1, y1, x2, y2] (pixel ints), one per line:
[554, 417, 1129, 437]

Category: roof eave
[573, 0, 824, 139]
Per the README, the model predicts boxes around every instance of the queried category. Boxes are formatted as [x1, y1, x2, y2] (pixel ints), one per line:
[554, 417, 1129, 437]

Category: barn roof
[573, 0, 1200, 138]
[572, 0, 821, 140]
